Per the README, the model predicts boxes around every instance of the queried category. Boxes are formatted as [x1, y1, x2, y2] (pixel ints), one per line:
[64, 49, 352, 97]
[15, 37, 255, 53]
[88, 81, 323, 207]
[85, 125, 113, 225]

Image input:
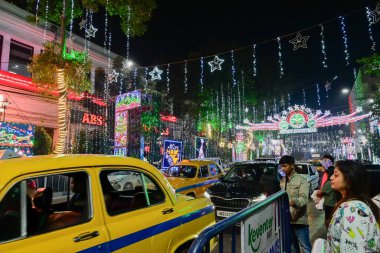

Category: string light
[237, 80, 241, 122]
[252, 44, 257, 77]
[231, 50, 237, 87]
[287, 93, 291, 107]
[104, 0, 108, 55]
[316, 83, 321, 107]
[339, 16, 350, 66]
[200, 57, 204, 92]
[166, 64, 170, 94]
[303, 89, 306, 106]
[273, 98, 277, 114]
[184, 60, 188, 93]
[133, 67, 138, 90]
[144, 67, 148, 92]
[353, 68, 357, 80]
[43, 0, 49, 43]
[126, 5, 131, 60]
[366, 7, 376, 53]
[320, 24, 328, 68]
[277, 37, 284, 78]
[263, 101, 266, 121]
[54, 69, 67, 154]
[35, 0, 40, 23]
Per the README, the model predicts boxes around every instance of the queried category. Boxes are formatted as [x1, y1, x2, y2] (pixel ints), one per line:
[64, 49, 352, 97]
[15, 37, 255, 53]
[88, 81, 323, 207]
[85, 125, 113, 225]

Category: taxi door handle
[162, 208, 174, 215]
[73, 231, 99, 242]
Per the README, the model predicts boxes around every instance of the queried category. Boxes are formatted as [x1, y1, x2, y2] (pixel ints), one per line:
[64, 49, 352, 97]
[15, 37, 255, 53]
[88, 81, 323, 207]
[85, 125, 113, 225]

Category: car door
[0, 169, 109, 253]
[195, 165, 211, 197]
[98, 168, 180, 252]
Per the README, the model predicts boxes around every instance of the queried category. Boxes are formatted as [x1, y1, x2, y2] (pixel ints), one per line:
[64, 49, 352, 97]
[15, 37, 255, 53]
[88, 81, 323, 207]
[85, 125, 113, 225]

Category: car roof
[172, 159, 215, 166]
[0, 154, 166, 190]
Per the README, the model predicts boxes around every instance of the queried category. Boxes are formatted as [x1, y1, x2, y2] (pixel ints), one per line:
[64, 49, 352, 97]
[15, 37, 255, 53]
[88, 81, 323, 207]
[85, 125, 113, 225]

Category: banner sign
[70, 109, 104, 126]
[0, 122, 35, 156]
[162, 140, 182, 169]
[195, 137, 207, 158]
[115, 90, 141, 112]
[241, 203, 279, 253]
[114, 111, 128, 149]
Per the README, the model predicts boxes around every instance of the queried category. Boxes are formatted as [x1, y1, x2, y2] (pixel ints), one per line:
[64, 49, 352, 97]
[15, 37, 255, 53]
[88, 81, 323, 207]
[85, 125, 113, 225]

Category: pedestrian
[280, 155, 311, 253]
[259, 171, 281, 196]
[326, 160, 380, 252]
[315, 166, 338, 228]
[319, 154, 334, 189]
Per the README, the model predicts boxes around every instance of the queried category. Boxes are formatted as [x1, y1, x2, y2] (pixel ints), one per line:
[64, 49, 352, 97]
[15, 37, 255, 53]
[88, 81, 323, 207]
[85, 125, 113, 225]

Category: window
[0, 172, 90, 243]
[9, 40, 33, 77]
[209, 164, 221, 176]
[296, 165, 309, 175]
[199, 165, 209, 178]
[308, 166, 316, 176]
[100, 169, 165, 216]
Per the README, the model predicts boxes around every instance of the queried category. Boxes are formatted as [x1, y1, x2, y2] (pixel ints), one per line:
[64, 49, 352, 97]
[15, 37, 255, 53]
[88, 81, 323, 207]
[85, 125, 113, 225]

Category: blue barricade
[189, 190, 292, 253]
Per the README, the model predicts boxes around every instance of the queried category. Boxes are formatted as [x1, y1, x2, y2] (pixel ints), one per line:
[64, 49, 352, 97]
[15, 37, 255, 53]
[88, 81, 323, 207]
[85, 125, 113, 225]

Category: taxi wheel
[123, 182, 133, 190]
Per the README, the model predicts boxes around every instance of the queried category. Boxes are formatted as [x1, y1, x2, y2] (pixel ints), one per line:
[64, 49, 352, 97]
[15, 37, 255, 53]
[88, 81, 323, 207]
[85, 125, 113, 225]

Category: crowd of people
[275, 154, 380, 253]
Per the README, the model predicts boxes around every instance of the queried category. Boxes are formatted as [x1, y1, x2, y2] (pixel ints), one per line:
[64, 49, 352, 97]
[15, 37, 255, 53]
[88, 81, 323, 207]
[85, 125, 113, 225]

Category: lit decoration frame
[162, 140, 183, 169]
[195, 136, 207, 159]
[237, 105, 372, 134]
[0, 122, 35, 156]
[115, 90, 141, 112]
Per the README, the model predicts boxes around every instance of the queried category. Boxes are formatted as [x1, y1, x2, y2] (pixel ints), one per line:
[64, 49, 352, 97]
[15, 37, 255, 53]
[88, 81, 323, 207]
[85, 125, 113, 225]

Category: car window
[100, 170, 165, 216]
[199, 165, 210, 178]
[0, 172, 91, 243]
[167, 166, 197, 178]
[209, 164, 221, 176]
[309, 166, 316, 176]
[296, 165, 308, 175]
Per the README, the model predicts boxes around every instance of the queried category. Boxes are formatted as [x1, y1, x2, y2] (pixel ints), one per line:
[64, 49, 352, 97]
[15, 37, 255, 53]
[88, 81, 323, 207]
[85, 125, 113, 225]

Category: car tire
[123, 182, 134, 190]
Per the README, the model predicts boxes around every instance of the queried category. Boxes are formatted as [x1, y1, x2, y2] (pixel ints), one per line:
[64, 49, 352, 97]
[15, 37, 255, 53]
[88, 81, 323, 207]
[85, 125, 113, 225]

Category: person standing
[326, 160, 380, 252]
[319, 154, 334, 189]
[280, 155, 311, 253]
[316, 166, 338, 228]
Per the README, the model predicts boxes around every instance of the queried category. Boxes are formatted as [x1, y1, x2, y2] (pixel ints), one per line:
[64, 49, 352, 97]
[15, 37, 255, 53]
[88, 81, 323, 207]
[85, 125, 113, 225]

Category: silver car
[295, 163, 320, 196]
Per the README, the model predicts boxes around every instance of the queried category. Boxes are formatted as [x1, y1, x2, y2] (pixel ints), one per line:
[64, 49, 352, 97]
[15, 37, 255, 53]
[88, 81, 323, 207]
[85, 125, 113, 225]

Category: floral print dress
[326, 200, 380, 252]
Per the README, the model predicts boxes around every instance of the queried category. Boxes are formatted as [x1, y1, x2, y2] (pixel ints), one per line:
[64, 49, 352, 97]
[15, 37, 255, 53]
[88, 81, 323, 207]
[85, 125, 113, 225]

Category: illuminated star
[325, 81, 331, 91]
[316, 110, 322, 115]
[107, 70, 119, 83]
[149, 67, 163, 81]
[282, 110, 288, 115]
[208, 56, 224, 72]
[79, 19, 86, 30]
[289, 32, 310, 50]
[85, 25, 98, 38]
[369, 3, 380, 24]
[324, 110, 331, 116]
[356, 106, 363, 113]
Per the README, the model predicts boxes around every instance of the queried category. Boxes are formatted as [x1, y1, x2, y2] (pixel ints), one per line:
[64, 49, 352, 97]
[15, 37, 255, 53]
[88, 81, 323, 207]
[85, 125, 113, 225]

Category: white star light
[289, 32, 310, 50]
[79, 19, 86, 30]
[107, 70, 119, 83]
[282, 110, 288, 115]
[85, 25, 98, 38]
[316, 110, 322, 115]
[369, 3, 380, 24]
[149, 67, 163, 81]
[208, 56, 224, 72]
[324, 110, 331, 116]
[356, 106, 363, 113]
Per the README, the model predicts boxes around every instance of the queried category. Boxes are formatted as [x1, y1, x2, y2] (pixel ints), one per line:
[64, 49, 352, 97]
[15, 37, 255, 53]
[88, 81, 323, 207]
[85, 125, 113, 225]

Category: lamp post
[0, 94, 10, 121]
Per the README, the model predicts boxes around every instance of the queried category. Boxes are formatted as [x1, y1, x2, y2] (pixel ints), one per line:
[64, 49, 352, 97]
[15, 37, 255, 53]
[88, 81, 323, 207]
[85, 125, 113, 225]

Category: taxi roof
[173, 159, 216, 166]
[0, 154, 165, 189]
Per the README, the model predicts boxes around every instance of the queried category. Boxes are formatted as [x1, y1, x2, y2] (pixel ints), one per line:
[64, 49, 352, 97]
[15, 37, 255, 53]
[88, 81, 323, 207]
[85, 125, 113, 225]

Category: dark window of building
[9, 40, 33, 77]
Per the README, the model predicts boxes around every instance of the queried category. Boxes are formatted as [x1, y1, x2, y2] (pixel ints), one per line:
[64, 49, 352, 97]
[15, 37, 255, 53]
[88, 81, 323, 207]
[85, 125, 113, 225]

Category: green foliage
[28, 41, 92, 94]
[33, 126, 53, 155]
[27, 0, 156, 37]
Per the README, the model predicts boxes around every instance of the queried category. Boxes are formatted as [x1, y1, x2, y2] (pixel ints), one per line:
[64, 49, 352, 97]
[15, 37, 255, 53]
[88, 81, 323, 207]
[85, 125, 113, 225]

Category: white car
[295, 163, 319, 196]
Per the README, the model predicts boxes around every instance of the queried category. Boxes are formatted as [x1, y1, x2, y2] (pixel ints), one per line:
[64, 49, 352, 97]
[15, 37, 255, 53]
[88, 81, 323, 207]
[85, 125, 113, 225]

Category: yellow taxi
[0, 155, 215, 252]
[165, 159, 224, 198]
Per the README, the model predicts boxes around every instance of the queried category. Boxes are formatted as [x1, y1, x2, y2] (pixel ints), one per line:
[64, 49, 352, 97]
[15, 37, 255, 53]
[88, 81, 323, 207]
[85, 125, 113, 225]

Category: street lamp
[0, 94, 10, 121]
[341, 88, 350, 94]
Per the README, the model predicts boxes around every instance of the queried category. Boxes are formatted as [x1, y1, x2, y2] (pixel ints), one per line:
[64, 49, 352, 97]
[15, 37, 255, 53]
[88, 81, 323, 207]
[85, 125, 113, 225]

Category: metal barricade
[189, 190, 292, 253]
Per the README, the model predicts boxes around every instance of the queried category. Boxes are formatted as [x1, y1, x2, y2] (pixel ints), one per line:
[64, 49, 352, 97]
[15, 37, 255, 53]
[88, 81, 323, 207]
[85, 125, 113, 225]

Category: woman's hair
[333, 160, 380, 223]
[259, 172, 281, 196]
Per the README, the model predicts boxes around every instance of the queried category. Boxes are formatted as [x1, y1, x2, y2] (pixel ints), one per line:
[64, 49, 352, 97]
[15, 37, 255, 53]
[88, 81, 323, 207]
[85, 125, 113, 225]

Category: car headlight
[204, 191, 211, 199]
[249, 194, 266, 203]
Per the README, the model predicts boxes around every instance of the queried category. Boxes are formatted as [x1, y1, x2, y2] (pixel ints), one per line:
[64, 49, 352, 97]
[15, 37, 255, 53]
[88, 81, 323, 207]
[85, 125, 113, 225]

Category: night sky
[99, 0, 380, 113]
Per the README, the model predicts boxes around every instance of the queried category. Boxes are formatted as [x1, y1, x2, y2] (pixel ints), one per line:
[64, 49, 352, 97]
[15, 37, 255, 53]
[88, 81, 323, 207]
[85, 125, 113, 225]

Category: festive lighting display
[316, 83, 321, 107]
[366, 7, 376, 53]
[126, 5, 131, 60]
[54, 69, 67, 154]
[85, 25, 98, 38]
[339, 16, 350, 66]
[320, 24, 328, 68]
[43, 0, 49, 43]
[231, 50, 237, 87]
[107, 70, 119, 83]
[166, 64, 170, 94]
[303, 89, 306, 106]
[277, 37, 284, 78]
[200, 57, 204, 92]
[369, 3, 380, 24]
[289, 32, 310, 50]
[252, 44, 257, 77]
[149, 66, 163, 81]
[208, 56, 224, 72]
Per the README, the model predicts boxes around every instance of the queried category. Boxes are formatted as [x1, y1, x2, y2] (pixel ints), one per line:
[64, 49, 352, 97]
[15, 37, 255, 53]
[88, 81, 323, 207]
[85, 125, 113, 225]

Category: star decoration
[356, 106, 363, 113]
[300, 105, 305, 110]
[243, 119, 249, 124]
[325, 81, 332, 91]
[267, 116, 273, 121]
[79, 19, 86, 30]
[287, 106, 293, 111]
[85, 25, 98, 38]
[208, 56, 224, 72]
[107, 70, 119, 83]
[273, 114, 280, 119]
[324, 110, 331, 116]
[289, 32, 310, 50]
[294, 104, 300, 110]
[305, 108, 312, 114]
[282, 110, 288, 115]
[369, 3, 380, 24]
[316, 110, 322, 115]
[149, 67, 163, 81]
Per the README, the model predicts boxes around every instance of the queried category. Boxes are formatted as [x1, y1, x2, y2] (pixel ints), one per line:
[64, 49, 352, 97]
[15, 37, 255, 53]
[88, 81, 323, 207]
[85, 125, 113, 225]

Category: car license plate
[216, 210, 236, 218]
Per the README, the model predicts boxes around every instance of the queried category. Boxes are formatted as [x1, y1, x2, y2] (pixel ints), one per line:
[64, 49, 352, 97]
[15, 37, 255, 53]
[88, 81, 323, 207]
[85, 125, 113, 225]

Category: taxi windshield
[167, 165, 197, 178]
